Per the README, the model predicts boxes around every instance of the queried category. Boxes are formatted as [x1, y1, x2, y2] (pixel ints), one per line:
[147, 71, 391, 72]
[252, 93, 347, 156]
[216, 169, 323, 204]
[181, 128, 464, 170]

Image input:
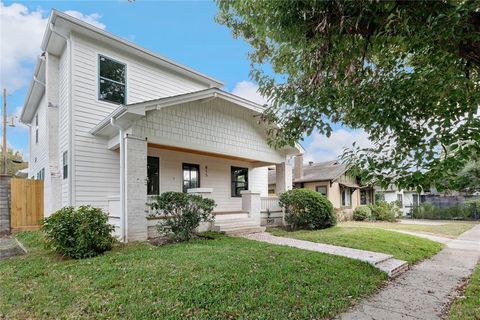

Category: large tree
[216, 0, 480, 190]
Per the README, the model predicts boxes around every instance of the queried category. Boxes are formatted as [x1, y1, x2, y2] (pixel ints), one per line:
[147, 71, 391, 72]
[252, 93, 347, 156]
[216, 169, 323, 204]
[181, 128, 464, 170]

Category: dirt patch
[440, 276, 471, 319]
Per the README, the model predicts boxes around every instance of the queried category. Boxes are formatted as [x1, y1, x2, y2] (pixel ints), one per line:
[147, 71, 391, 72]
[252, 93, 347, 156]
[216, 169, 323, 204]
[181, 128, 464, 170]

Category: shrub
[368, 201, 397, 222]
[353, 206, 372, 221]
[412, 203, 474, 220]
[149, 192, 216, 242]
[42, 206, 115, 259]
[279, 188, 336, 230]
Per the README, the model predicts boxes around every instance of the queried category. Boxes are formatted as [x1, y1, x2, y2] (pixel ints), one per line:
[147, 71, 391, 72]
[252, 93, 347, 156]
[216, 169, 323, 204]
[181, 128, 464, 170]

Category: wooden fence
[11, 178, 44, 232]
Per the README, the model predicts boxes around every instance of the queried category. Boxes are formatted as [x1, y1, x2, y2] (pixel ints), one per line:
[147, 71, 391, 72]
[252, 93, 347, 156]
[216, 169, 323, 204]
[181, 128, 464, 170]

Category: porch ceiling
[148, 143, 276, 166]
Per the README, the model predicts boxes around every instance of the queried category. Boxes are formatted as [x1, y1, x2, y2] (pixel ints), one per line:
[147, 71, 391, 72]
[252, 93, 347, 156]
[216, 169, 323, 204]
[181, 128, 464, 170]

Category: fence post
[0, 175, 11, 235]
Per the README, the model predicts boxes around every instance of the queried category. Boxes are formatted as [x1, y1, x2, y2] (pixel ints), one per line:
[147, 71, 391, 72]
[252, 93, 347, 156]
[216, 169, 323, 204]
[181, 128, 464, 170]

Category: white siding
[133, 99, 287, 163]
[70, 33, 210, 210]
[58, 47, 70, 206]
[28, 94, 48, 180]
[148, 147, 268, 212]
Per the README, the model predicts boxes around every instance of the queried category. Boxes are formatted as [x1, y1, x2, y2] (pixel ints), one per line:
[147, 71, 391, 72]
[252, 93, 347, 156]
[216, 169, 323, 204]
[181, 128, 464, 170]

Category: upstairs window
[35, 114, 39, 144]
[231, 167, 248, 197]
[36, 168, 45, 180]
[99, 55, 126, 104]
[62, 151, 68, 180]
[183, 163, 200, 193]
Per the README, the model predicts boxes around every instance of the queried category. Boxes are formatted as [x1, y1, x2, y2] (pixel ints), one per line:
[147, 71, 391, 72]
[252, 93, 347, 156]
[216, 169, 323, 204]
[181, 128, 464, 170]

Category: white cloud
[0, 3, 106, 94]
[63, 10, 106, 30]
[0, 2, 47, 92]
[231, 81, 268, 106]
[304, 129, 373, 163]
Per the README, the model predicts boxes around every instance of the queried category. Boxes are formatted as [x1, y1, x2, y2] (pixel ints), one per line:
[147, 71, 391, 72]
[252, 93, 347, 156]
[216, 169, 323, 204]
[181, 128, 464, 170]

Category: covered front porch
[92, 88, 300, 241]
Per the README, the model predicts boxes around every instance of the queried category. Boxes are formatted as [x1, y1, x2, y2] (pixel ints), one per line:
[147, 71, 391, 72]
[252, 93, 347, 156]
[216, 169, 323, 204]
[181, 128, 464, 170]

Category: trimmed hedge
[42, 206, 115, 259]
[279, 188, 336, 230]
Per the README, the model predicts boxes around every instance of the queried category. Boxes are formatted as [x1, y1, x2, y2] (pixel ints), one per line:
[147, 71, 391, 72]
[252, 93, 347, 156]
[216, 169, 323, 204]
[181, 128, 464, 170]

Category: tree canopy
[216, 0, 480, 191]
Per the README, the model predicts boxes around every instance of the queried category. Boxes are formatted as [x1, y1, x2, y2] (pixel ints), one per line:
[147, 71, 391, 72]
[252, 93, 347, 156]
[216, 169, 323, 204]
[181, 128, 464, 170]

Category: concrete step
[215, 213, 249, 221]
[375, 258, 409, 278]
[222, 226, 266, 235]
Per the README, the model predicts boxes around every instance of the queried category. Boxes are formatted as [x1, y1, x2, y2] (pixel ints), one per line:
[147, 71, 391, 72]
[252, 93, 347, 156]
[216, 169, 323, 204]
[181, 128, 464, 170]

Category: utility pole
[3, 88, 6, 175]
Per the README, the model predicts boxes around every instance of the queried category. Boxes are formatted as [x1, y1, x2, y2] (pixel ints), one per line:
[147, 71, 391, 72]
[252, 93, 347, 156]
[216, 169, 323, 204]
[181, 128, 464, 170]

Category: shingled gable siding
[132, 99, 286, 164]
[70, 33, 210, 211]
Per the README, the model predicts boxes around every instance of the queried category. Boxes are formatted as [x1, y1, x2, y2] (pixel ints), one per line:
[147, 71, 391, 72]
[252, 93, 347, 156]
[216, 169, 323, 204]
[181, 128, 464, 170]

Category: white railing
[261, 196, 282, 213]
[146, 195, 159, 217]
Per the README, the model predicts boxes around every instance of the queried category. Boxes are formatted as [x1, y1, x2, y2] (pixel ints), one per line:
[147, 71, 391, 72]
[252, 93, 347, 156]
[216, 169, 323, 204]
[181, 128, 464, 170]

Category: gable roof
[21, 10, 223, 124]
[268, 160, 348, 185]
[90, 88, 266, 137]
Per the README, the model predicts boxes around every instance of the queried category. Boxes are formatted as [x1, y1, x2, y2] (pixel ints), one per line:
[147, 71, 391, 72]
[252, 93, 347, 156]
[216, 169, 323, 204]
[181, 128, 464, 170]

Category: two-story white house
[20, 11, 300, 241]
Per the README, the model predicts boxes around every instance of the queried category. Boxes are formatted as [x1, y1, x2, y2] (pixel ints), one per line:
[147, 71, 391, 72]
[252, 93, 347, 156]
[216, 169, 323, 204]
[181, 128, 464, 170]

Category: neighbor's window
[35, 114, 39, 144]
[37, 168, 45, 180]
[62, 151, 68, 179]
[183, 163, 200, 193]
[315, 186, 327, 197]
[231, 166, 248, 197]
[147, 156, 160, 195]
[397, 194, 403, 208]
[341, 188, 352, 207]
[98, 55, 126, 104]
[360, 189, 371, 205]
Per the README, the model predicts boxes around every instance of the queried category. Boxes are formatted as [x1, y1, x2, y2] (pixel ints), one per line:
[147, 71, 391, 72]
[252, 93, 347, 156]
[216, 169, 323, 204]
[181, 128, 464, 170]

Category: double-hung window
[147, 156, 160, 195]
[98, 55, 126, 104]
[183, 163, 200, 193]
[341, 188, 352, 207]
[231, 167, 248, 197]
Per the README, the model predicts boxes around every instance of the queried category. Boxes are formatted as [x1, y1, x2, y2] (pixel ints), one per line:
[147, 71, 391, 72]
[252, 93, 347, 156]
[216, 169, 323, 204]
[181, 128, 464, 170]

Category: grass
[449, 264, 480, 320]
[0, 232, 386, 320]
[340, 221, 477, 238]
[268, 226, 443, 263]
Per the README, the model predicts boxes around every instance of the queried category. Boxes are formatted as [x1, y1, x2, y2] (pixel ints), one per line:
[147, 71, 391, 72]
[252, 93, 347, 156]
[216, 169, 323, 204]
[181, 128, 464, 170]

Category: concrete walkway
[338, 223, 480, 320]
[0, 237, 26, 260]
[386, 229, 452, 244]
[243, 232, 408, 277]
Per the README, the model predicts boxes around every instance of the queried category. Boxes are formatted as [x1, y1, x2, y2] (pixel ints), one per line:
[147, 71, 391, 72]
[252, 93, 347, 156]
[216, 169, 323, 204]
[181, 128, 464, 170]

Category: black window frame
[182, 163, 200, 193]
[62, 151, 68, 180]
[147, 156, 160, 195]
[231, 166, 248, 197]
[98, 54, 126, 104]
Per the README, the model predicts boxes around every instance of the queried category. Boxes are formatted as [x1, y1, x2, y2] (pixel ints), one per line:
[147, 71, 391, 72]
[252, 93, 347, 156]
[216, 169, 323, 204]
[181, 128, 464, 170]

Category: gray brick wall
[0, 176, 11, 236]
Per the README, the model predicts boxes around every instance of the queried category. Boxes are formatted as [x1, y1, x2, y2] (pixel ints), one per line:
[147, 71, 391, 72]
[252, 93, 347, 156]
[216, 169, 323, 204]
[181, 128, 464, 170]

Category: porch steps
[214, 217, 265, 235]
[375, 258, 409, 278]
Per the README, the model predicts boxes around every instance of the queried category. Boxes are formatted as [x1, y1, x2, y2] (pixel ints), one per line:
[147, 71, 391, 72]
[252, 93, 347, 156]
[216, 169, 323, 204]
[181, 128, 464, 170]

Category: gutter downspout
[111, 117, 126, 242]
[49, 22, 74, 206]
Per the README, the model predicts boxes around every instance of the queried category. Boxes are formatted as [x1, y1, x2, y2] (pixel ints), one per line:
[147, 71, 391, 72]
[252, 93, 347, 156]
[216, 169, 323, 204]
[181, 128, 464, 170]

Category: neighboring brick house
[20, 10, 301, 241]
[268, 156, 375, 220]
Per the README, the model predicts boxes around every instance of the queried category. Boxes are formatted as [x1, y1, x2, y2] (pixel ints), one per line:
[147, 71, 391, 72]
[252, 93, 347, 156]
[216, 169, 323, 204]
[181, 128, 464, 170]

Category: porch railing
[261, 196, 282, 213]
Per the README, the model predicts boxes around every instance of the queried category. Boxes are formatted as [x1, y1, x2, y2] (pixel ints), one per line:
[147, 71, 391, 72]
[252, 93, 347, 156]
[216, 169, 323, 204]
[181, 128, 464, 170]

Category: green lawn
[449, 264, 480, 320]
[0, 232, 386, 320]
[340, 221, 477, 238]
[268, 226, 443, 263]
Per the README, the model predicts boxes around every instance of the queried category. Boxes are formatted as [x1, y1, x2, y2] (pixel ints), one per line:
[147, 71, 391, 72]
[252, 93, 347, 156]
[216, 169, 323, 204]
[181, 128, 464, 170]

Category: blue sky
[1, 0, 369, 163]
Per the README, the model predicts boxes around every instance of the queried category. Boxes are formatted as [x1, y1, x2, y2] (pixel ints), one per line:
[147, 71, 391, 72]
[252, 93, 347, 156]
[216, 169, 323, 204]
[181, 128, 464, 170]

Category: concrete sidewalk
[338, 223, 480, 320]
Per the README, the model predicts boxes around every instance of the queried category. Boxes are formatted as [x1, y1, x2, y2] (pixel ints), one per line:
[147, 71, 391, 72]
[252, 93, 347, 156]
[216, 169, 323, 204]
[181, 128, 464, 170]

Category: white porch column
[275, 162, 293, 194]
[241, 190, 261, 225]
[125, 135, 148, 241]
